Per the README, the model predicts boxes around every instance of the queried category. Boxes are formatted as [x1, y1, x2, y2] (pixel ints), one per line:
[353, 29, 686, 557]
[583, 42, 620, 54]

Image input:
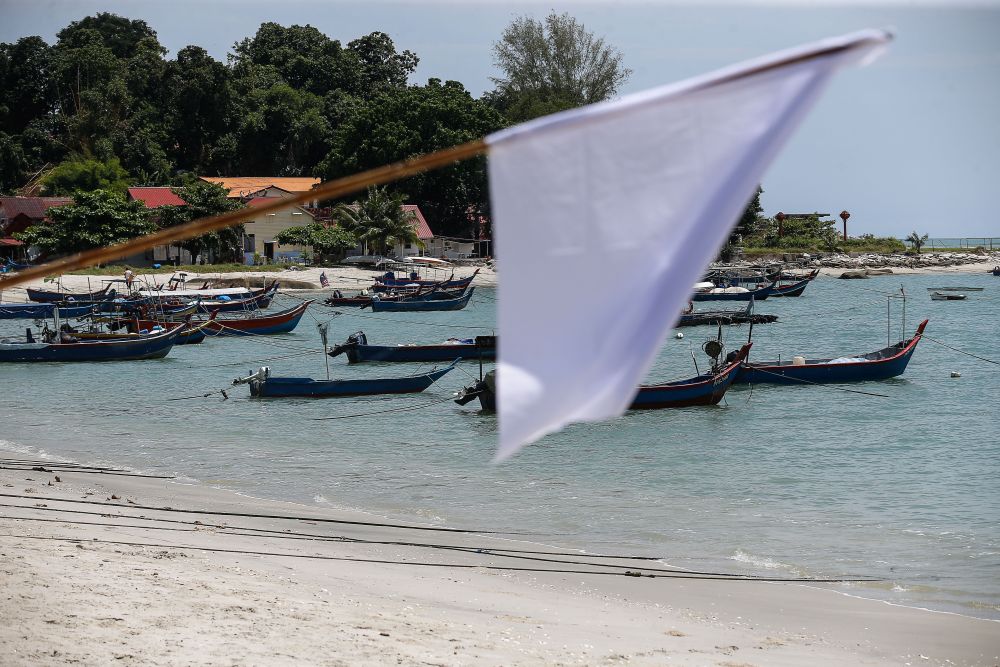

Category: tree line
[1, 11, 631, 243]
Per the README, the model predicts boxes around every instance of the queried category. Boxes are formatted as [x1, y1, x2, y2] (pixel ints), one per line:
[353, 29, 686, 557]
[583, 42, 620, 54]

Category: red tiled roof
[0, 196, 73, 221]
[0, 237, 24, 246]
[127, 187, 186, 208]
[403, 205, 434, 239]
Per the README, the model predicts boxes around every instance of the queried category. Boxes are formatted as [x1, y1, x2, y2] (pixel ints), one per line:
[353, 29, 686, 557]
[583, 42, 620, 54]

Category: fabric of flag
[486, 30, 890, 461]
[319, 272, 330, 288]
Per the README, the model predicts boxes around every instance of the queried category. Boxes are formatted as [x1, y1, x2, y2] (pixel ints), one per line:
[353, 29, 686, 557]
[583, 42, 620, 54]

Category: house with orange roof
[198, 176, 321, 202]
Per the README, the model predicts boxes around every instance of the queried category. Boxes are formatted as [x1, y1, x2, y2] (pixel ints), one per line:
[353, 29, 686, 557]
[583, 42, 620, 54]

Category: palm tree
[333, 186, 424, 257]
[906, 231, 929, 254]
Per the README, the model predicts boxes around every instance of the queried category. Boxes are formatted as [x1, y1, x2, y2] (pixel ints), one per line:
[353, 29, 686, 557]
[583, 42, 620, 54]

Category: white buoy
[675, 333, 684, 339]
[950, 371, 961, 378]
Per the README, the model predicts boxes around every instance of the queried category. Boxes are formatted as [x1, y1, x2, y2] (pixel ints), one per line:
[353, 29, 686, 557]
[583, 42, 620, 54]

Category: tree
[490, 12, 631, 122]
[0, 36, 56, 135]
[333, 186, 422, 255]
[161, 46, 234, 173]
[14, 189, 154, 255]
[906, 231, 929, 254]
[317, 79, 504, 237]
[156, 181, 245, 263]
[41, 155, 130, 194]
[274, 222, 356, 262]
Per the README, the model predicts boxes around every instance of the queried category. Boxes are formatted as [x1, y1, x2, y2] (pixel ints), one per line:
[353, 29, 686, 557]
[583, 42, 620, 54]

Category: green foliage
[333, 186, 422, 255]
[41, 155, 131, 195]
[317, 79, 504, 237]
[274, 222, 357, 261]
[490, 12, 631, 122]
[156, 181, 245, 262]
[14, 189, 154, 254]
[905, 231, 929, 253]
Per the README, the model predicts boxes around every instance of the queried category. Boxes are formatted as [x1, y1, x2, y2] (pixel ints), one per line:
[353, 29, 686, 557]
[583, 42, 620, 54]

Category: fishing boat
[630, 343, 752, 409]
[767, 277, 811, 297]
[0, 302, 100, 320]
[188, 283, 279, 313]
[0, 324, 183, 362]
[691, 282, 774, 302]
[735, 320, 928, 385]
[127, 300, 312, 337]
[139, 281, 276, 301]
[26, 282, 116, 303]
[233, 360, 458, 398]
[930, 292, 967, 301]
[370, 287, 475, 312]
[329, 331, 497, 363]
[372, 269, 479, 292]
[677, 301, 777, 327]
[926, 286, 983, 292]
[323, 285, 458, 308]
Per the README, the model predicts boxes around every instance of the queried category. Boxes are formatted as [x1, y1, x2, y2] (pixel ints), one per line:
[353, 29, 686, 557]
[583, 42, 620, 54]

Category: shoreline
[1, 444, 997, 666]
[2, 252, 998, 302]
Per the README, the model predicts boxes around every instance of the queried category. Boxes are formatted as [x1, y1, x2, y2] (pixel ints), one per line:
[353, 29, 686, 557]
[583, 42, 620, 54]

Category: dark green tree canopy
[317, 79, 505, 237]
[14, 189, 154, 255]
[41, 156, 131, 195]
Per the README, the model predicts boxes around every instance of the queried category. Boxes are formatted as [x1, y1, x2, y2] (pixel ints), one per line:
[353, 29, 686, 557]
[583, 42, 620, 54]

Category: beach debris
[54, 475, 61, 482]
[110, 494, 120, 500]
[380, 632, 390, 637]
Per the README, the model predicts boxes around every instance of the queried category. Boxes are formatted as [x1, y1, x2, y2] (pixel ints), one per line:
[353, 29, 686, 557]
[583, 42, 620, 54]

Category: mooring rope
[741, 366, 890, 397]
[922, 335, 1000, 365]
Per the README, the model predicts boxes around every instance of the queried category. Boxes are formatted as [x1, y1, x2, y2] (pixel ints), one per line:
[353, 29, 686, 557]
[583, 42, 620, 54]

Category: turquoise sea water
[1, 274, 998, 619]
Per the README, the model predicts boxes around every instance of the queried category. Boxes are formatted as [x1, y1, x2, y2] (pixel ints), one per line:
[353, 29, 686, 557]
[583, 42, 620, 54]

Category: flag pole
[0, 139, 488, 291]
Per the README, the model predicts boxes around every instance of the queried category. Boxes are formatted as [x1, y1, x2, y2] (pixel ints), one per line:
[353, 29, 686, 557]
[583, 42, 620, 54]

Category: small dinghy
[930, 292, 967, 301]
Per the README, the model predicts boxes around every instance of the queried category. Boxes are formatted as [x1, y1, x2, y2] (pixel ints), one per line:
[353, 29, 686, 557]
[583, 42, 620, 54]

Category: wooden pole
[0, 139, 488, 291]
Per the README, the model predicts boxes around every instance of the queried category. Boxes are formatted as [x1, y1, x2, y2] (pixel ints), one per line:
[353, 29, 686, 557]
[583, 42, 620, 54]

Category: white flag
[487, 30, 890, 461]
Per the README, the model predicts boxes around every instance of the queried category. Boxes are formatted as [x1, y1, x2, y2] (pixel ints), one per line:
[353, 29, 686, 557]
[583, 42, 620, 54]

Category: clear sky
[1, 0, 998, 237]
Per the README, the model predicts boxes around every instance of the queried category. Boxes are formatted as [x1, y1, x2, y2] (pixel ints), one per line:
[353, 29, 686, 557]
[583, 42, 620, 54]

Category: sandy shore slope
[1, 456, 996, 666]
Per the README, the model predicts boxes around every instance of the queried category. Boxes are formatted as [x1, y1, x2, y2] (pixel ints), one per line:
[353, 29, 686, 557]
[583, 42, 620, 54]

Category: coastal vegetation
[0, 11, 627, 245]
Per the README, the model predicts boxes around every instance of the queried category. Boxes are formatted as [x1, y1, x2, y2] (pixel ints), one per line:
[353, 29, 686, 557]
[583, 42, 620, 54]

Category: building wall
[244, 207, 311, 260]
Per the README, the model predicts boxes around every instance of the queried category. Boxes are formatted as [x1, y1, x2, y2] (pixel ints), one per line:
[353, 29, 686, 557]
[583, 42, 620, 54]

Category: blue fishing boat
[0, 325, 183, 362]
[329, 331, 496, 363]
[370, 287, 475, 312]
[0, 302, 99, 320]
[691, 282, 774, 302]
[234, 360, 458, 398]
[735, 320, 928, 385]
[767, 278, 811, 298]
[630, 343, 752, 408]
[372, 269, 478, 292]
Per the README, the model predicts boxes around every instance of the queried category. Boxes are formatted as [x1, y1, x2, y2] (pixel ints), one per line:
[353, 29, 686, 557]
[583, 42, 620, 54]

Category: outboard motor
[328, 331, 367, 358]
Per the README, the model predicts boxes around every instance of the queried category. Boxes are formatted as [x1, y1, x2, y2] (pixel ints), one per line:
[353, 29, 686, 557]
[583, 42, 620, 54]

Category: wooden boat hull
[373, 270, 478, 292]
[768, 278, 810, 297]
[735, 320, 928, 385]
[332, 332, 496, 363]
[630, 344, 750, 409]
[248, 364, 456, 398]
[0, 303, 99, 320]
[131, 301, 311, 337]
[691, 283, 773, 301]
[371, 287, 475, 312]
[27, 284, 114, 303]
[0, 326, 182, 362]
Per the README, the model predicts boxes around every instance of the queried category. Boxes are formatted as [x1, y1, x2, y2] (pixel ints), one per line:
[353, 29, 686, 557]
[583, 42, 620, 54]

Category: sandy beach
[0, 453, 997, 666]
